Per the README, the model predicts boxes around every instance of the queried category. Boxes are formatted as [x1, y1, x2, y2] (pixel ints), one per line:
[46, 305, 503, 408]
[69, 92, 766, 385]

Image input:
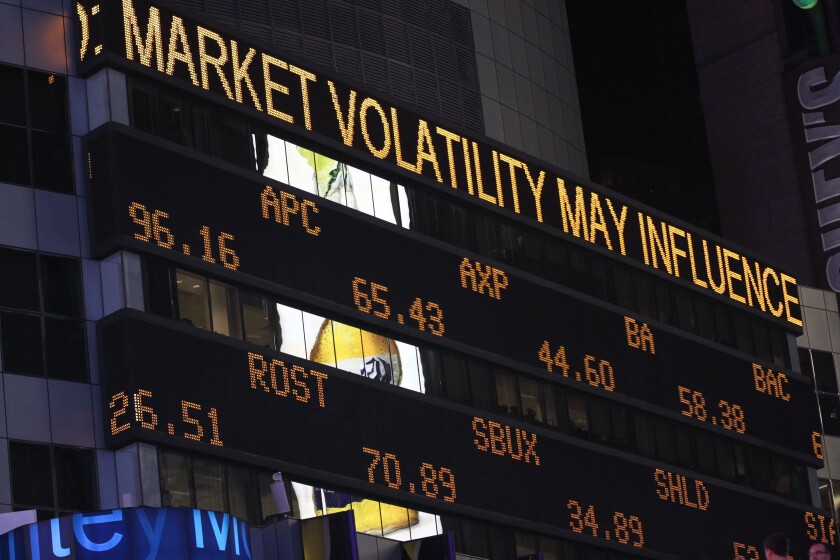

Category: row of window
[126, 75, 793, 369]
[159, 449, 278, 525]
[0, 63, 73, 194]
[157, 448, 643, 560]
[8, 433, 645, 559]
[818, 477, 840, 527]
[800, 348, 840, 439]
[0, 247, 87, 381]
[138, 256, 809, 502]
[8, 441, 97, 519]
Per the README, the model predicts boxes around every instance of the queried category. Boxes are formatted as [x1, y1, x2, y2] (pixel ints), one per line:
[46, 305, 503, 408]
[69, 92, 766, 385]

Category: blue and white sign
[0, 508, 251, 560]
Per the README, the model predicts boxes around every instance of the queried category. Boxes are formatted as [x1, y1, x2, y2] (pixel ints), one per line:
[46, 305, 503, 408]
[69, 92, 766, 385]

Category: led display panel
[99, 312, 833, 559]
[74, 0, 803, 328]
[86, 128, 822, 462]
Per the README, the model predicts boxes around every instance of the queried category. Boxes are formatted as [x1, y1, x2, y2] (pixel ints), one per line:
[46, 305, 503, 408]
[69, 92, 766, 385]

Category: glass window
[159, 451, 192, 507]
[395, 184, 411, 229]
[209, 280, 242, 338]
[259, 472, 280, 521]
[276, 304, 307, 359]
[144, 257, 175, 318]
[771, 455, 792, 497]
[302, 312, 331, 364]
[127, 80, 155, 132]
[31, 130, 72, 193]
[1, 311, 43, 375]
[156, 89, 191, 145]
[193, 457, 225, 512]
[632, 411, 656, 458]
[733, 444, 749, 486]
[695, 431, 717, 475]
[447, 204, 475, 251]
[241, 291, 277, 348]
[634, 274, 656, 318]
[0, 123, 30, 185]
[360, 329, 399, 384]
[714, 438, 735, 481]
[613, 266, 636, 311]
[44, 317, 86, 381]
[441, 352, 470, 404]
[10, 442, 96, 514]
[589, 258, 610, 301]
[674, 289, 695, 333]
[261, 134, 289, 183]
[813, 350, 839, 393]
[589, 399, 612, 444]
[654, 282, 673, 325]
[543, 386, 559, 429]
[714, 305, 734, 347]
[654, 419, 677, 464]
[831, 480, 840, 515]
[674, 424, 694, 469]
[325, 321, 363, 375]
[40, 255, 82, 317]
[569, 248, 589, 294]
[610, 404, 629, 450]
[396, 341, 423, 395]
[469, 362, 495, 411]
[818, 478, 833, 512]
[538, 537, 562, 560]
[348, 165, 375, 217]
[9, 441, 53, 508]
[798, 347, 812, 376]
[285, 143, 317, 195]
[518, 377, 543, 423]
[370, 174, 399, 225]
[515, 532, 537, 556]
[749, 447, 773, 493]
[819, 394, 840, 436]
[0, 248, 39, 311]
[769, 327, 789, 368]
[215, 115, 254, 170]
[176, 270, 211, 330]
[487, 524, 515, 559]
[53, 447, 96, 511]
[0, 65, 26, 126]
[753, 320, 771, 364]
[420, 347, 443, 397]
[495, 369, 519, 418]
[461, 519, 489, 558]
[27, 70, 67, 133]
[694, 298, 715, 340]
[314, 154, 352, 206]
[566, 393, 588, 437]
[733, 313, 755, 356]
[545, 242, 570, 287]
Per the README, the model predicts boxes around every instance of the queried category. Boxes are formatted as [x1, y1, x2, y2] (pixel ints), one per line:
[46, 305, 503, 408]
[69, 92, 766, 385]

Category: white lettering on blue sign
[0, 507, 252, 560]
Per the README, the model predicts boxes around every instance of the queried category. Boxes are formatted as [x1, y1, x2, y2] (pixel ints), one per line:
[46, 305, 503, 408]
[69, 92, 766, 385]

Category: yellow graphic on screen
[309, 319, 418, 534]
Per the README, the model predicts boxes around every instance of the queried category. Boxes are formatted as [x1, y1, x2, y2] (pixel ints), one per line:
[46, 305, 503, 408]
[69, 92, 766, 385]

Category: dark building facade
[684, 0, 840, 532]
[0, 0, 832, 558]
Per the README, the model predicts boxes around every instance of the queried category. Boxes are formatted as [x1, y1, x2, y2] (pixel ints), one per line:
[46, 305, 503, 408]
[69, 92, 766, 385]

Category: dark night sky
[566, 0, 719, 233]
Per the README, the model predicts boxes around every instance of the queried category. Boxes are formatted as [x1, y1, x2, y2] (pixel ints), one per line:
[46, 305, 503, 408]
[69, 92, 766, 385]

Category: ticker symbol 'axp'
[459, 258, 508, 300]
